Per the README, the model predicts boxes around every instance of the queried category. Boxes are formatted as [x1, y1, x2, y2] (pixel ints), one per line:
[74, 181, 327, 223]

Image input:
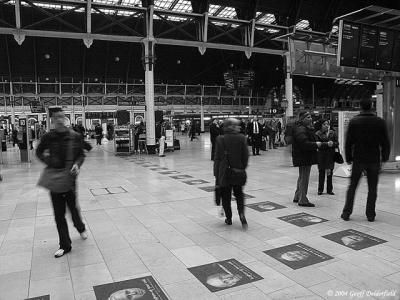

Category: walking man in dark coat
[214, 118, 249, 228]
[341, 98, 390, 222]
[292, 111, 327, 207]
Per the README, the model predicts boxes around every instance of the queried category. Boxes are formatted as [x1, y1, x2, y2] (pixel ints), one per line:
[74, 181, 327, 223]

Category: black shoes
[341, 213, 350, 221]
[367, 217, 375, 222]
[293, 199, 299, 203]
[318, 192, 323, 195]
[298, 202, 315, 207]
[225, 218, 232, 225]
[239, 214, 248, 229]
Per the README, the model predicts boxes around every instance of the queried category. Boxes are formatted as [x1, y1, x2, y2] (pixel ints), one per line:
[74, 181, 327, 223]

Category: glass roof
[208, 4, 221, 16]
[217, 7, 236, 19]
[256, 12, 276, 25]
[295, 19, 311, 30]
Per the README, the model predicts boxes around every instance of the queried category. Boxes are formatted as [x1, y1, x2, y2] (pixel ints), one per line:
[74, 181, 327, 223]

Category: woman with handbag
[315, 119, 338, 195]
[37, 108, 88, 258]
[214, 118, 249, 228]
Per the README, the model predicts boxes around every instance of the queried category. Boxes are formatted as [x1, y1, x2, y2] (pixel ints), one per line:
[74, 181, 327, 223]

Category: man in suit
[247, 117, 262, 156]
[341, 98, 390, 222]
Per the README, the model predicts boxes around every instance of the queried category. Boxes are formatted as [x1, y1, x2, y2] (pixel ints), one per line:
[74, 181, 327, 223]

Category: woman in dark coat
[315, 119, 338, 195]
[214, 118, 249, 228]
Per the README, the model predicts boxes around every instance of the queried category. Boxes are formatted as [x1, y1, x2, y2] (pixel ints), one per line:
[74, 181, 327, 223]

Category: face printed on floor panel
[258, 204, 276, 210]
[280, 250, 310, 262]
[341, 235, 364, 247]
[301, 216, 323, 223]
[206, 273, 242, 288]
[108, 288, 146, 300]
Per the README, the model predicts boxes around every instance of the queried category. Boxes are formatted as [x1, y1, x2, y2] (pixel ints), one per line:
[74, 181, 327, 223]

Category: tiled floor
[0, 133, 400, 300]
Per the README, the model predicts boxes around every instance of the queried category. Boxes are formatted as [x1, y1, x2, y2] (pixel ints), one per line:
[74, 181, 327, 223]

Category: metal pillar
[142, 4, 156, 151]
[200, 86, 204, 132]
[376, 82, 383, 118]
[285, 73, 293, 117]
[383, 77, 400, 167]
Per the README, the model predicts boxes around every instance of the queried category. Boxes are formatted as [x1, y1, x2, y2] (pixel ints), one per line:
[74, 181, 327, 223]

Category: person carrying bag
[36, 108, 88, 258]
[214, 118, 249, 229]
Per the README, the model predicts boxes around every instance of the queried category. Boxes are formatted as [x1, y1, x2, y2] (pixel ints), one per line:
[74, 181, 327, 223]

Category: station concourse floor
[0, 133, 400, 300]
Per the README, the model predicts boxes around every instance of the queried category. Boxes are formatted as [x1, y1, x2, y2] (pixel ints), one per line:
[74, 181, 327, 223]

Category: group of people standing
[291, 98, 390, 222]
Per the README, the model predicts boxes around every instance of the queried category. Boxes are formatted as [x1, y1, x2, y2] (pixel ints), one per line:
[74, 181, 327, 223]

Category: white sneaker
[80, 231, 88, 240]
[54, 248, 71, 258]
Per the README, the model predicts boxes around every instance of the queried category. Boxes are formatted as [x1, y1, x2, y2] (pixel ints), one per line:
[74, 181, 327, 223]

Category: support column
[383, 77, 400, 167]
[376, 82, 383, 118]
[200, 86, 204, 132]
[285, 73, 293, 117]
[142, 4, 156, 153]
[285, 52, 294, 117]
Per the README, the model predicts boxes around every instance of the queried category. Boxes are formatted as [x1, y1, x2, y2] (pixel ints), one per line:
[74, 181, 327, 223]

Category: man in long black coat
[247, 117, 262, 156]
[341, 98, 390, 222]
[292, 111, 326, 207]
[210, 119, 220, 160]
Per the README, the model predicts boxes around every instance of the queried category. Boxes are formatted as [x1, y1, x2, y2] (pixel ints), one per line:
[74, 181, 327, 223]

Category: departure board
[376, 29, 394, 70]
[338, 20, 400, 72]
[393, 31, 400, 72]
[359, 26, 378, 69]
[339, 22, 360, 68]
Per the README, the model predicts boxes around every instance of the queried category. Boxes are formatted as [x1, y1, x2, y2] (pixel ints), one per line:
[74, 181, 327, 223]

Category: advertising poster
[264, 243, 333, 270]
[188, 259, 263, 292]
[278, 213, 328, 227]
[246, 201, 286, 212]
[165, 129, 173, 147]
[322, 229, 387, 250]
[94, 276, 168, 300]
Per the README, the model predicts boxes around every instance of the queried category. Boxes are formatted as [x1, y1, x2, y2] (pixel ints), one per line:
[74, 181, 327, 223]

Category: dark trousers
[294, 165, 311, 204]
[251, 134, 261, 155]
[221, 185, 245, 220]
[343, 162, 380, 219]
[269, 132, 276, 148]
[211, 140, 216, 160]
[96, 135, 102, 145]
[318, 169, 333, 193]
[51, 189, 85, 250]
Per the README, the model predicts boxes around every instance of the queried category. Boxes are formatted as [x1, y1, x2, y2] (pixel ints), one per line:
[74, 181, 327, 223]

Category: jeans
[51, 189, 85, 250]
[294, 165, 312, 204]
[343, 162, 380, 219]
[318, 169, 333, 193]
[220, 185, 244, 220]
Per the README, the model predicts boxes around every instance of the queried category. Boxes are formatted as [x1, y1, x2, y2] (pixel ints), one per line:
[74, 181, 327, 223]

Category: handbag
[223, 138, 247, 186]
[37, 131, 76, 193]
[334, 150, 344, 164]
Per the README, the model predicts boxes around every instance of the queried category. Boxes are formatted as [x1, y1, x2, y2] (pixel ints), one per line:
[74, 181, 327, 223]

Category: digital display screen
[376, 29, 394, 70]
[392, 31, 400, 72]
[340, 22, 360, 68]
[358, 25, 378, 69]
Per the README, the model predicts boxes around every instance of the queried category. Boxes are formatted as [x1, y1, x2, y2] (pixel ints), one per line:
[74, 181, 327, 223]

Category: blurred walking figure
[214, 118, 249, 228]
[341, 98, 390, 222]
[292, 111, 326, 207]
[210, 119, 220, 161]
[95, 124, 102, 145]
[36, 108, 88, 258]
[315, 119, 338, 195]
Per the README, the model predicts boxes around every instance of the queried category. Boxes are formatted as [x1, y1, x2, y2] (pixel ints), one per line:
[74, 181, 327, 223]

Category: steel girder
[0, 0, 287, 56]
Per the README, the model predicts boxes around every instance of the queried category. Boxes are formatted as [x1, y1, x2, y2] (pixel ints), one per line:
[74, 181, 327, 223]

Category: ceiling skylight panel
[296, 19, 311, 30]
[121, 0, 142, 6]
[331, 25, 339, 34]
[209, 4, 221, 15]
[154, 0, 174, 10]
[168, 16, 188, 21]
[173, 0, 192, 12]
[93, 0, 120, 4]
[217, 6, 236, 19]
[257, 13, 275, 25]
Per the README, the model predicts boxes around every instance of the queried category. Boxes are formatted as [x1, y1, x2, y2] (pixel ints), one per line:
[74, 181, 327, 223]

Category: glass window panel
[331, 25, 339, 34]
[93, 0, 120, 4]
[296, 19, 311, 30]
[173, 0, 191, 12]
[217, 6, 236, 19]
[121, 0, 142, 5]
[257, 13, 275, 25]
[209, 4, 221, 15]
[154, 0, 174, 10]
[167, 16, 188, 22]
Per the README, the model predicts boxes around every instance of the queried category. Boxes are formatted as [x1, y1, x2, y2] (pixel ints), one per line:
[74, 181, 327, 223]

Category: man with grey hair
[214, 118, 249, 228]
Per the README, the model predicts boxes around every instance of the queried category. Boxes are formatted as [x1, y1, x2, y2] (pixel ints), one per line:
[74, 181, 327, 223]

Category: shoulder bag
[37, 131, 76, 193]
[223, 137, 247, 186]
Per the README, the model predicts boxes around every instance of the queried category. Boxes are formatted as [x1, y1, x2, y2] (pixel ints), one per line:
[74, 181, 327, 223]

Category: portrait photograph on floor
[93, 276, 168, 300]
[278, 212, 328, 227]
[188, 259, 263, 292]
[264, 243, 333, 269]
[322, 229, 387, 250]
